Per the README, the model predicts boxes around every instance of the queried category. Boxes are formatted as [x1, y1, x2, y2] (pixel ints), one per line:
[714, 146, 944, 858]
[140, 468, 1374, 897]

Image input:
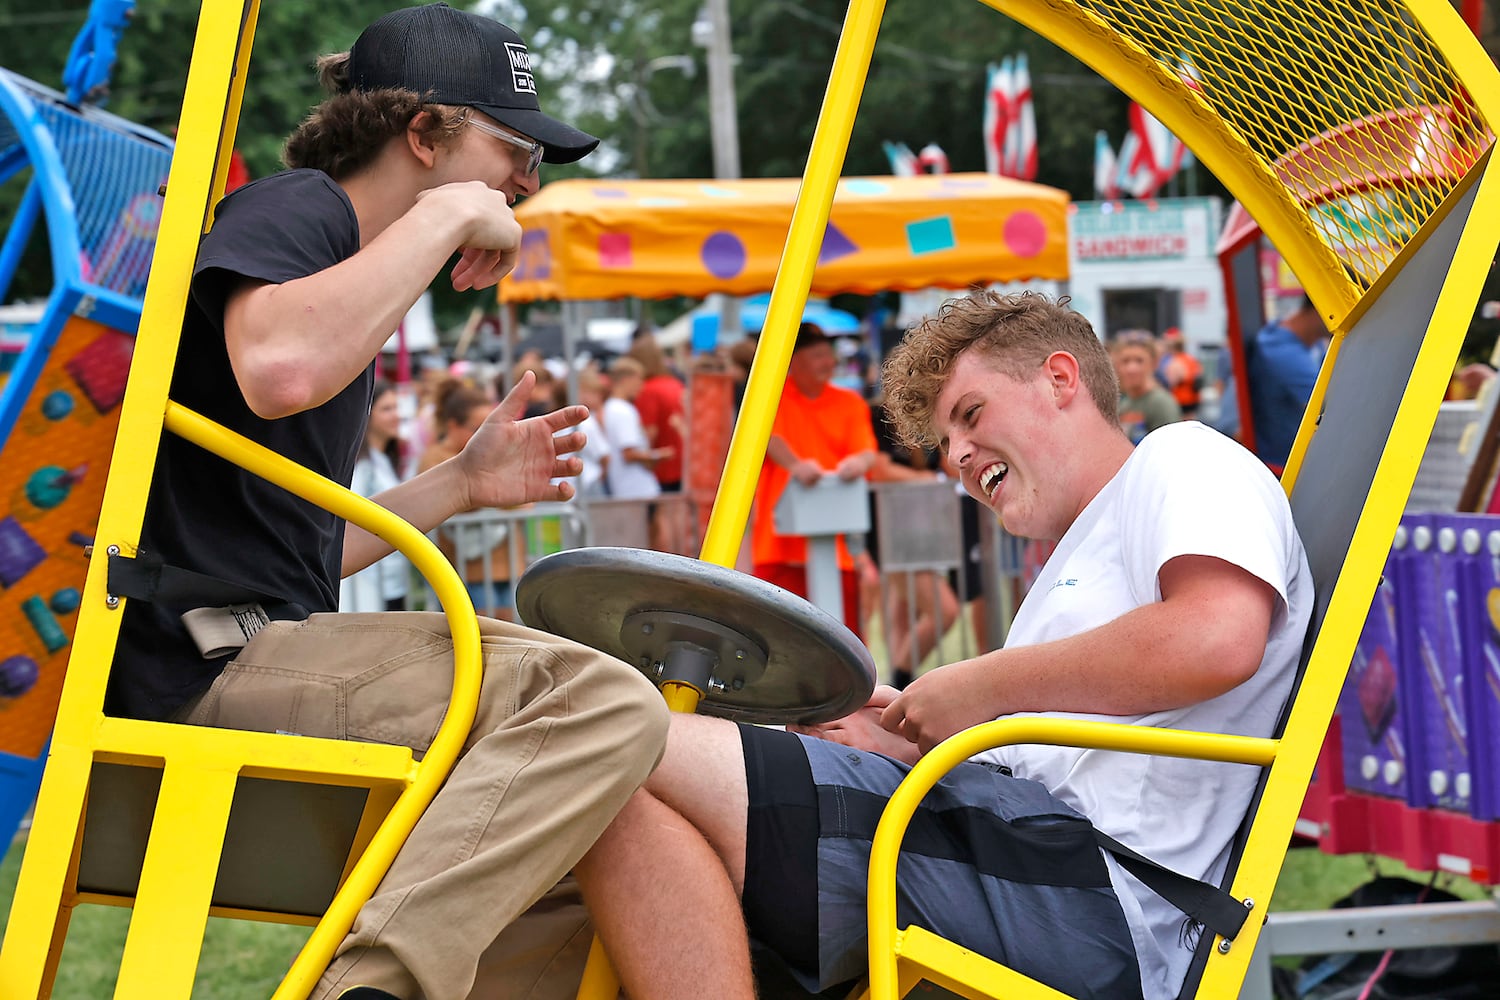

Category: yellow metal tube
[661, 681, 705, 715]
[160, 402, 483, 1000]
[697, 0, 887, 568]
[867, 720, 1277, 1000]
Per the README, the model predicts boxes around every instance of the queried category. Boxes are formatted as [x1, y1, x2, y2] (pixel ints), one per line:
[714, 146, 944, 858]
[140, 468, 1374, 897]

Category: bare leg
[574, 713, 756, 1000]
[906, 571, 961, 667]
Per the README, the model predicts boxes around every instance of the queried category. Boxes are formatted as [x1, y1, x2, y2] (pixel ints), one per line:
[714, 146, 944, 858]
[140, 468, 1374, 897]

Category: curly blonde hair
[881, 290, 1118, 448]
[281, 52, 466, 180]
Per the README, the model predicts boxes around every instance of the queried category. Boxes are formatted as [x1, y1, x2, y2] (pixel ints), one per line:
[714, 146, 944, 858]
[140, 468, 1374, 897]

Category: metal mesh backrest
[0, 70, 172, 299]
[1058, 0, 1489, 288]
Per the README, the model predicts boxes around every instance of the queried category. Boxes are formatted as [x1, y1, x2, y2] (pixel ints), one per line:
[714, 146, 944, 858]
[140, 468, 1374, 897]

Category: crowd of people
[339, 330, 693, 616]
[1105, 309, 1329, 468]
[350, 310, 1318, 682]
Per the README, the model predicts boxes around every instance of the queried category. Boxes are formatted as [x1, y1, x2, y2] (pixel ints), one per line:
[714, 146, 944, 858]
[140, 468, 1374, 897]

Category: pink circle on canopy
[1002, 210, 1048, 259]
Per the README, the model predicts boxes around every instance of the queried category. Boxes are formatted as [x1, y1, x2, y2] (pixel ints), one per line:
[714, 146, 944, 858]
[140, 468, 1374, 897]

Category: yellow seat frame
[682, 1, 1500, 998]
[0, 5, 487, 999]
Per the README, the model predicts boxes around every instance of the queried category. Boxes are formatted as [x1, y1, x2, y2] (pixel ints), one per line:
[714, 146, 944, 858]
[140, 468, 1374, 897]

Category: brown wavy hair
[281, 52, 466, 180]
[881, 290, 1119, 449]
[432, 378, 490, 437]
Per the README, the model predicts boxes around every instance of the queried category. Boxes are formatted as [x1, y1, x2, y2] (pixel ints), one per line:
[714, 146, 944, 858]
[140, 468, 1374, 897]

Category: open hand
[457, 371, 586, 508]
[789, 459, 824, 487]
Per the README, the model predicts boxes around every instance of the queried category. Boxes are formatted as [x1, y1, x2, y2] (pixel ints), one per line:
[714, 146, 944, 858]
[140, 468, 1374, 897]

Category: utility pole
[703, 0, 741, 182]
[698, 0, 743, 343]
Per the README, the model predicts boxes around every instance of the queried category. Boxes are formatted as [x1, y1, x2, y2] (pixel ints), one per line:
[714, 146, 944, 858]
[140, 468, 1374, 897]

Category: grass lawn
[4, 829, 1492, 997]
[1, 833, 310, 999]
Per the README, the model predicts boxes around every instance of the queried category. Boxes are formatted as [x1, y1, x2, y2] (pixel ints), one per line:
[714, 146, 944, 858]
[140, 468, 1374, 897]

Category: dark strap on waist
[1094, 830, 1250, 942]
[107, 550, 308, 621]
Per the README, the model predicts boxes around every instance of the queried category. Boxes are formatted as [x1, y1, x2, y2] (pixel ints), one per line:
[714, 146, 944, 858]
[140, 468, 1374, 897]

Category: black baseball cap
[348, 3, 599, 164]
[793, 322, 833, 351]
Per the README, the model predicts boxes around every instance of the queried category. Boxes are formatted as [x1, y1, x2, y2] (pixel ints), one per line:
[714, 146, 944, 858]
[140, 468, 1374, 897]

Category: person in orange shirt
[1155, 326, 1204, 417]
[752, 322, 878, 637]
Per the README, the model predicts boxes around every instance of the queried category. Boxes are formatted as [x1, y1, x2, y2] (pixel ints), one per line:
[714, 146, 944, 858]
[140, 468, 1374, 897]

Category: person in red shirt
[752, 322, 878, 636]
[628, 334, 688, 552]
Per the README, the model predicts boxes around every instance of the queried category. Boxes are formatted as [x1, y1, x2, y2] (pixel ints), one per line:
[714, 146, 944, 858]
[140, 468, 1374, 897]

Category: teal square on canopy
[906, 216, 956, 255]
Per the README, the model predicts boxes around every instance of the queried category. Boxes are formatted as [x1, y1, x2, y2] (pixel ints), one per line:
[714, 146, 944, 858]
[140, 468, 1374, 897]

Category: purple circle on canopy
[701, 232, 747, 280]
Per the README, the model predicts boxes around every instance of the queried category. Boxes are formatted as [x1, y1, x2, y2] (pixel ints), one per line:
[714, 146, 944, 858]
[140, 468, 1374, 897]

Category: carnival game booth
[501, 172, 1069, 303]
[499, 170, 1069, 391]
[0, 67, 171, 850]
[499, 171, 1071, 578]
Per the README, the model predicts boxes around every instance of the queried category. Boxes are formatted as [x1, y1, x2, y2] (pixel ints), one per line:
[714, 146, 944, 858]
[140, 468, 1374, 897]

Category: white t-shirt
[978, 422, 1312, 999]
[557, 412, 610, 499]
[339, 447, 408, 611]
[603, 396, 661, 500]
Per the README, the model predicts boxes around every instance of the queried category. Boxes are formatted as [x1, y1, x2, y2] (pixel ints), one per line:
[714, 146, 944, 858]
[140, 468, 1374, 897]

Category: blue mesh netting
[1, 69, 173, 301]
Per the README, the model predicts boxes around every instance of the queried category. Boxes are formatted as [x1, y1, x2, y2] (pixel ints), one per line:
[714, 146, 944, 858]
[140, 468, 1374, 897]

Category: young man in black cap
[106, 5, 668, 998]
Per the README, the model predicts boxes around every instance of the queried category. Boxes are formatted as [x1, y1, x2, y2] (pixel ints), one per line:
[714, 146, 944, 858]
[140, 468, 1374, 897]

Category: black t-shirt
[106, 170, 372, 721]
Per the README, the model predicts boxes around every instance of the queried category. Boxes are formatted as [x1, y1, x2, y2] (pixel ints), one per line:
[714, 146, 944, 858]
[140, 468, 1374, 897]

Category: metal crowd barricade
[432, 486, 1030, 679]
[868, 480, 1038, 682]
[583, 493, 699, 555]
[870, 480, 970, 679]
[427, 494, 703, 617]
[428, 503, 587, 618]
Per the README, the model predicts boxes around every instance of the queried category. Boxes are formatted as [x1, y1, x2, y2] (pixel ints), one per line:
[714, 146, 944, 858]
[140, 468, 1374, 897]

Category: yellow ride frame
[3, 0, 1498, 999]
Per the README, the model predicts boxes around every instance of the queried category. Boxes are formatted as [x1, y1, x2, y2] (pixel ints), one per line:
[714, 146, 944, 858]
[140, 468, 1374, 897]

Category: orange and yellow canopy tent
[499, 172, 1070, 303]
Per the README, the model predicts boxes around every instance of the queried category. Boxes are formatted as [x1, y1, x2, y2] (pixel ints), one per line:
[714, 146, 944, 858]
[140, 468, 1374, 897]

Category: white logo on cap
[505, 42, 536, 95]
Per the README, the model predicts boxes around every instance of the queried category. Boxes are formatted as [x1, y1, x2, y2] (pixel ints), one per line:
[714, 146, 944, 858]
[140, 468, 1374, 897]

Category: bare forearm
[341, 459, 469, 576]
[970, 600, 1266, 718]
[765, 435, 802, 470]
[884, 579, 1275, 755]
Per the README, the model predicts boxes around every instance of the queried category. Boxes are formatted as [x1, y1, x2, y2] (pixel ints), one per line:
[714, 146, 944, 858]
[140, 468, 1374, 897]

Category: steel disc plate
[516, 547, 875, 724]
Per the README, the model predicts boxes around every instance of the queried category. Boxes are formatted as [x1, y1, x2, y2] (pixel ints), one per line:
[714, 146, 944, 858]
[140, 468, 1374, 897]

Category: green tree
[497, 0, 1133, 197]
[2, 1, 1150, 325]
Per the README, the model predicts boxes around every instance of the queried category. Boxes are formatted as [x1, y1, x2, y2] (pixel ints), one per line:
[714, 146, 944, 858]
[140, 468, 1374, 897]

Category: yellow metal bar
[207, 0, 258, 224]
[866, 720, 1277, 1000]
[0, 32, 257, 986]
[44, 0, 252, 753]
[884, 926, 1074, 1000]
[574, 936, 623, 1000]
[1406, 0, 1500, 130]
[661, 681, 704, 715]
[160, 403, 484, 1000]
[114, 761, 238, 998]
[92, 717, 415, 783]
[0, 745, 94, 997]
[697, 0, 887, 568]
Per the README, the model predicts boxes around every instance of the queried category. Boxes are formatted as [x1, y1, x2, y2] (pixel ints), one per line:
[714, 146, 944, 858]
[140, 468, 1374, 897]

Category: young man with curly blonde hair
[566, 291, 1310, 1000]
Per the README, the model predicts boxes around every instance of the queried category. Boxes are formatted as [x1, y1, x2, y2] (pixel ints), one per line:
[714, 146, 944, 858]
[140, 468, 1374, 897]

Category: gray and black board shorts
[738, 726, 1144, 999]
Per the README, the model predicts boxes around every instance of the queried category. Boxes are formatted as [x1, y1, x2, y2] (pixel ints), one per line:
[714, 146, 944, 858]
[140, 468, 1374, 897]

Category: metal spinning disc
[516, 547, 875, 725]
